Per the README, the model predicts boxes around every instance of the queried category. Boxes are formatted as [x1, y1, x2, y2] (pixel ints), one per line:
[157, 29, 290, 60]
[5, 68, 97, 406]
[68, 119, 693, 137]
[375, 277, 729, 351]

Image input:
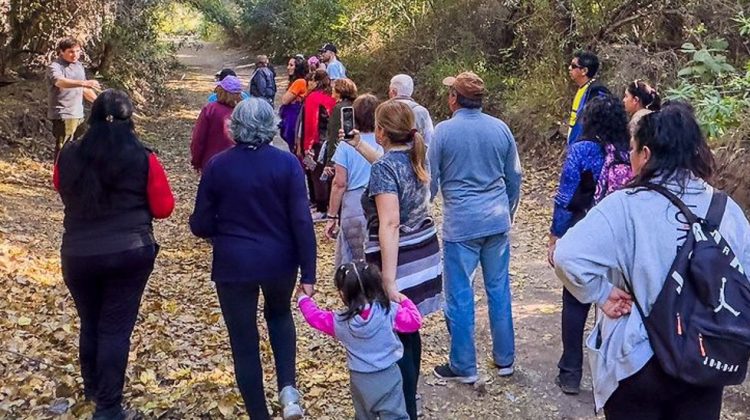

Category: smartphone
[341, 106, 355, 139]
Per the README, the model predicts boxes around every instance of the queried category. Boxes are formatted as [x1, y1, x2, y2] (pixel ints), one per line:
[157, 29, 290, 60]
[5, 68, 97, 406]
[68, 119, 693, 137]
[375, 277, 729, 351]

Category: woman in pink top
[190, 75, 243, 171]
[298, 261, 421, 420]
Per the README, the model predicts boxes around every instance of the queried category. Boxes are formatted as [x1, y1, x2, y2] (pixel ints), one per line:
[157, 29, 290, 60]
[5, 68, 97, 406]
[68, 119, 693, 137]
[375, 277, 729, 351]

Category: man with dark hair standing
[566, 50, 610, 145]
[47, 37, 100, 159]
[248, 55, 277, 106]
[429, 72, 523, 384]
[319, 43, 346, 80]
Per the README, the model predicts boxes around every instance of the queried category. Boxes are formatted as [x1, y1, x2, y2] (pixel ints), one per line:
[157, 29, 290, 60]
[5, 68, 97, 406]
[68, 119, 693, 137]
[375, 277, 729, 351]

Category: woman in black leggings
[55, 89, 174, 419]
[190, 98, 317, 420]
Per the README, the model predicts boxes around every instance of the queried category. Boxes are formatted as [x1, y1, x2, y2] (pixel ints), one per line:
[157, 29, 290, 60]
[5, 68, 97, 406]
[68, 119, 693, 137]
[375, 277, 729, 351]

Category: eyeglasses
[569, 63, 583, 70]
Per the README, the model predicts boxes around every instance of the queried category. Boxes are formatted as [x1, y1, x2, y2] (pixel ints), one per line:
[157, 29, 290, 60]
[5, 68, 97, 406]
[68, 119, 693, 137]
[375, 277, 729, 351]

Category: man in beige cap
[429, 71, 523, 384]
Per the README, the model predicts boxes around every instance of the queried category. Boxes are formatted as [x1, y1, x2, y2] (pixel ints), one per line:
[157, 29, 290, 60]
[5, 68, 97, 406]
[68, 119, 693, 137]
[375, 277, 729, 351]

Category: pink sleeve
[298, 296, 336, 337]
[394, 298, 422, 334]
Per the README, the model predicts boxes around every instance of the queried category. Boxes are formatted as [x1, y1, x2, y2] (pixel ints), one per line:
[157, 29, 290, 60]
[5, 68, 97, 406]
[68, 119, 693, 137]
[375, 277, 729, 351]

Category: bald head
[389, 74, 414, 98]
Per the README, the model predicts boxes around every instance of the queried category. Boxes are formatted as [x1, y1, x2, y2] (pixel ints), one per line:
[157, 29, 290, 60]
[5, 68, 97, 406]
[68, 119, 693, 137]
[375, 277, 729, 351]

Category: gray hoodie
[334, 302, 403, 373]
[554, 175, 750, 410]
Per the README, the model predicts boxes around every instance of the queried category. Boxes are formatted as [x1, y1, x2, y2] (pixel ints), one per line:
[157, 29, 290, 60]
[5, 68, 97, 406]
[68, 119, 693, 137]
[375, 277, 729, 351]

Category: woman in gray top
[554, 102, 750, 419]
[343, 100, 442, 420]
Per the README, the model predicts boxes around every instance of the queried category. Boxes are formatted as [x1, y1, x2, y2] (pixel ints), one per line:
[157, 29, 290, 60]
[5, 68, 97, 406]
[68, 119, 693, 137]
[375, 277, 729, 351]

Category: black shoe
[433, 363, 478, 384]
[555, 375, 581, 395]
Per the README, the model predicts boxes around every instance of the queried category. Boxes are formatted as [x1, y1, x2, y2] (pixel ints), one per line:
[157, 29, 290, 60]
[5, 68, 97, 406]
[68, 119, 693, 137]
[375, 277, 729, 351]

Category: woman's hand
[322, 166, 335, 177]
[547, 235, 558, 267]
[298, 283, 315, 298]
[383, 281, 401, 302]
[324, 218, 339, 240]
[601, 287, 633, 319]
[339, 128, 361, 145]
[391, 292, 408, 303]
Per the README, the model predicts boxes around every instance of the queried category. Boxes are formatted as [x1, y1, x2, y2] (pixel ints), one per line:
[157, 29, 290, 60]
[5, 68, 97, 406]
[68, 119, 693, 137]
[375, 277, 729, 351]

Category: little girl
[297, 261, 422, 420]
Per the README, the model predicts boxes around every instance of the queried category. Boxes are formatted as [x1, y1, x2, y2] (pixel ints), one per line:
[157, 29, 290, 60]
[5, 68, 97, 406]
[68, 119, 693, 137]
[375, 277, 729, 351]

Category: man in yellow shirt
[566, 51, 610, 145]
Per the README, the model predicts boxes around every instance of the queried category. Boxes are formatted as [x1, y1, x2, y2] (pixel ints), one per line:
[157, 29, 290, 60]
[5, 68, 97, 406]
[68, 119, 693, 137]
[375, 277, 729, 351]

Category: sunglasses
[569, 63, 584, 70]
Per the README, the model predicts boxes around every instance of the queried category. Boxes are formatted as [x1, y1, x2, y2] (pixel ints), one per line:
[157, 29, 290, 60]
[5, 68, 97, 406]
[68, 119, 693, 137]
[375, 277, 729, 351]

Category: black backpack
[626, 184, 750, 386]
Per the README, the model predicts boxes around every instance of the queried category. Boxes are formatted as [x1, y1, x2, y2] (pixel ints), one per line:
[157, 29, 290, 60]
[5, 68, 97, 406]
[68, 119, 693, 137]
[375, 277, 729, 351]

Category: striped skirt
[364, 219, 443, 316]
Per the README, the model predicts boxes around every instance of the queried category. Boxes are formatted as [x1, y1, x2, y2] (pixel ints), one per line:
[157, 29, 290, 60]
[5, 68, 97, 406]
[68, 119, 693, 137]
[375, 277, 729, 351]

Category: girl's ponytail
[409, 130, 430, 184]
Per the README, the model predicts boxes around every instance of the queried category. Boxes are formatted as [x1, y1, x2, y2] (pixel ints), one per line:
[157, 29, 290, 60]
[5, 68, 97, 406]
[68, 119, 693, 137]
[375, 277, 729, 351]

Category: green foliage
[155, 2, 205, 36]
[677, 39, 736, 80]
[668, 21, 750, 140]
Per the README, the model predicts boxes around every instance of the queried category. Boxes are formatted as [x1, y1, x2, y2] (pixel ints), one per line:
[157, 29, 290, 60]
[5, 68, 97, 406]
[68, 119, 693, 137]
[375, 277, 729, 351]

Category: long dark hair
[312, 69, 332, 94]
[580, 95, 630, 152]
[59, 89, 146, 215]
[626, 80, 661, 111]
[289, 56, 307, 83]
[334, 261, 390, 321]
[629, 100, 715, 190]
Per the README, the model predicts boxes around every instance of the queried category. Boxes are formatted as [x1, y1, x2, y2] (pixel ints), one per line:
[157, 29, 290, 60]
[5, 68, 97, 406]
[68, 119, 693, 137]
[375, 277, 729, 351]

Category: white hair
[390, 74, 414, 97]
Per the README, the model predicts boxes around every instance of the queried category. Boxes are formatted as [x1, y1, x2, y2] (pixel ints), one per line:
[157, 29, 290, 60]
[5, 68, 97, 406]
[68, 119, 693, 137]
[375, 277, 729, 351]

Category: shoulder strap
[644, 183, 699, 225]
[705, 189, 728, 228]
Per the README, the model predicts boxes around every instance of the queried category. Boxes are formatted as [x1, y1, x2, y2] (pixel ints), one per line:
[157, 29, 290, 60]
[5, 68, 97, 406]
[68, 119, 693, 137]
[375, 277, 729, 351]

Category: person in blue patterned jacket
[547, 94, 630, 395]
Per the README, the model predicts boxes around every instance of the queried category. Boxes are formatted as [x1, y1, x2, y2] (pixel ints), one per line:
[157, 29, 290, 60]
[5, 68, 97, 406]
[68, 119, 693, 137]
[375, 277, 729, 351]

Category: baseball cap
[442, 71, 485, 99]
[216, 75, 243, 94]
[214, 68, 237, 81]
[319, 43, 338, 54]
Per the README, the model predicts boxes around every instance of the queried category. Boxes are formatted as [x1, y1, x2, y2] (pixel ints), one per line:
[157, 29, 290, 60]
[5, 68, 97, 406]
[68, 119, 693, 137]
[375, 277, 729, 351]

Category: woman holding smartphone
[325, 94, 382, 266]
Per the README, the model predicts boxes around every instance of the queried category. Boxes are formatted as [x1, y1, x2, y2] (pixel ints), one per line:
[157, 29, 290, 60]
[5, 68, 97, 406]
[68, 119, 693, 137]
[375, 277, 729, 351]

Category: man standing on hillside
[319, 43, 346, 80]
[248, 55, 277, 106]
[388, 74, 434, 146]
[565, 50, 610, 145]
[47, 37, 100, 159]
[429, 71, 523, 384]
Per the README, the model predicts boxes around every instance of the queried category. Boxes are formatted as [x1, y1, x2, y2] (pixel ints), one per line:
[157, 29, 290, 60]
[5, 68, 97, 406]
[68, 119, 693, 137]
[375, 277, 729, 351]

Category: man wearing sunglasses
[566, 51, 610, 145]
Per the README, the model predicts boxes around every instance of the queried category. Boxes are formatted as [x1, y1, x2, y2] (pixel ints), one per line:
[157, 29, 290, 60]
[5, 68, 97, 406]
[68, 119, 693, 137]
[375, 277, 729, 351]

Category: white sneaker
[279, 386, 303, 420]
[311, 212, 328, 223]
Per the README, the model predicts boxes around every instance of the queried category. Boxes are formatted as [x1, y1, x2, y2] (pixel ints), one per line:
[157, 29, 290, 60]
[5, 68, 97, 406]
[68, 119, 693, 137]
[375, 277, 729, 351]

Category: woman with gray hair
[190, 98, 316, 420]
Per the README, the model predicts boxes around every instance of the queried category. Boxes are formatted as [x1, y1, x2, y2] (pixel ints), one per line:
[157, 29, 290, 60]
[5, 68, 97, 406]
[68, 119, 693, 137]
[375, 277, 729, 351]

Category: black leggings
[558, 287, 591, 385]
[216, 277, 297, 420]
[397, 331, 422, 420]
[62, 245, 157, 417]
[604, 358, 723, 420]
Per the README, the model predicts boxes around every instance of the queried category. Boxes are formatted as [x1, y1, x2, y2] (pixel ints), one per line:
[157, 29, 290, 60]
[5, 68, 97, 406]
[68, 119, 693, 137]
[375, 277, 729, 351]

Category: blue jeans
[443, 233, 515, 376]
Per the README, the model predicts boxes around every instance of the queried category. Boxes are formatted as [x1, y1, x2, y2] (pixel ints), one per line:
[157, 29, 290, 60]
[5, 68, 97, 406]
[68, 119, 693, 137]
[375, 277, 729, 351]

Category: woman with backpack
[553, 101, 750, 419]
[54, 89, 174, 419]
[622, 79, 661, 135]
[547, 95, 631, 395]
[298, 69, 336, 221]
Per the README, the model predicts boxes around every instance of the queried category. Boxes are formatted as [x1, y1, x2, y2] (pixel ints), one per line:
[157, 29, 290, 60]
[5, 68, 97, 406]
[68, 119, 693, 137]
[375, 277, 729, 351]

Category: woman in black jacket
[54, 89, 174, 420]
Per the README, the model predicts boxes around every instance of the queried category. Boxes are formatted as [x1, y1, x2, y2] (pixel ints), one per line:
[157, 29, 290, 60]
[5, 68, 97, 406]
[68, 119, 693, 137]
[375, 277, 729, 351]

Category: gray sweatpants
[350, 364, 409, 420]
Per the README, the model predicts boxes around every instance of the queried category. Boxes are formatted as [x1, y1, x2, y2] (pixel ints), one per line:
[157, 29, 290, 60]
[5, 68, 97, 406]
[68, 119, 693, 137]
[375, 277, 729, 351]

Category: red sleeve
[147, 153, 175, 219]
[52, 162, 60, 191]
[302, 94, 317, 152]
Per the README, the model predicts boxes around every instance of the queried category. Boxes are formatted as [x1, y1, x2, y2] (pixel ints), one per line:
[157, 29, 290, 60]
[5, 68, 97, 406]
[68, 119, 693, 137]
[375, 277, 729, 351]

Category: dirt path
[0, 43, 748, 419]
